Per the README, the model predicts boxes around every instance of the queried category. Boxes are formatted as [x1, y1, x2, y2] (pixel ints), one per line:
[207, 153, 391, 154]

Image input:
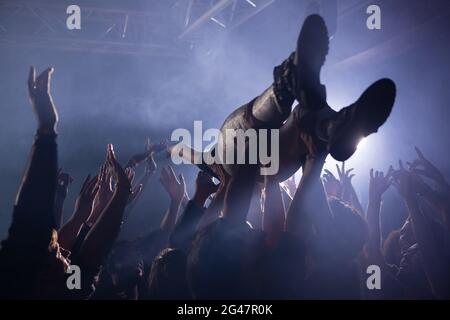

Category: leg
[222, 14, 330, 132]
[181, 15, 331, 179]
[310, 78, 397, 161]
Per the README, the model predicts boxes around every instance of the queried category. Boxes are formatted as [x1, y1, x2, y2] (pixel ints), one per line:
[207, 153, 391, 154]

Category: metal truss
[178, 0, 276, 40]
[0, 0, 186, 56]
[0, 0, 398, 57]
[0, 0, 279, 56]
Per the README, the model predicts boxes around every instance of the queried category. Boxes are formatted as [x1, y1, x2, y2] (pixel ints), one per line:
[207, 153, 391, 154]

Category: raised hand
[159, 165, 186, 203]
[126, 138, 166, 169]
[197, 164, 230, 229]
[391, 159, 435, 199]
[27, 66, 59, 134]
[56, 169, 73, 199]
[192, 171, 219, 206]
[75, 175, 97, 216]
[336, 162, 354, 188]
[322, 169, 342, 198]
[124, 166, 143, 204]
[329, 161, 364, 216]
[107, 144, 131, 191]
[87, 146, 128, 226]
[369, 167, 392, 202]
[366, 167, 393, 261]
[58, 174, 98, 250]
[391, 160, 415, 198]
[92, 164, 113, 210]
[408, 146, 447, 187]
[78, 145, 131, 271]
[392, 159, 450, 298]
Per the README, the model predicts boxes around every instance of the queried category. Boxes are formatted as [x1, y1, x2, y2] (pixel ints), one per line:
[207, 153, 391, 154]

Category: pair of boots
[189, 15, 396, 180]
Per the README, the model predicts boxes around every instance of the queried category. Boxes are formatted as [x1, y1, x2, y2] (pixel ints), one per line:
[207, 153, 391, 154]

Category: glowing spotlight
[357, 137, 366, 149]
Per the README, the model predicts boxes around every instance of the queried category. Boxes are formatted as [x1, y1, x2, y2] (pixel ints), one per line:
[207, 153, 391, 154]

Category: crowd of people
[0, 64, 448, 300]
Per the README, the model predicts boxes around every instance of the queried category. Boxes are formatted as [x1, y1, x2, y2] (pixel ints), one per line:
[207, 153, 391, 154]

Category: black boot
[293, 14, 329, 110]
[317, 78, 397, 161]
[267, 14, 330, 124]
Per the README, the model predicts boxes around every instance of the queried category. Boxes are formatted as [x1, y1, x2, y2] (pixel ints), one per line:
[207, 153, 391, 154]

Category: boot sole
[329, 78, 396, 161]
[295, 14, 329, 98]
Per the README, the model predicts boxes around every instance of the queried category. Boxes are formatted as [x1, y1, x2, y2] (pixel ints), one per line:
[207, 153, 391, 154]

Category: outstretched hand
[336, 162, 354, 188]
[369, 167, 393, 202]
[390, 159, 435, 200]
[160, 165, 186, 203]
[107, 144, 131, 192]
[124, 166, 145, 204]
[93, 164, 113, 208]
[28, 66, 59, 134]
[73, 175, 99, 222]
[322, 169, 342, 198]
[408, 146, 447, 187]
[193, 171, 219, 206]
[127, 137, 166, 169]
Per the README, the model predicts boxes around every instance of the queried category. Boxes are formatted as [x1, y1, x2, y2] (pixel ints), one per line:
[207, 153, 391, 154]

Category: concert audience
[0, 67, 449, 300]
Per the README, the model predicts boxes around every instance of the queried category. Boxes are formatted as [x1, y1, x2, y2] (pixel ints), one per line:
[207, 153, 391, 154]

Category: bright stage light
[357, 137, 366, 149]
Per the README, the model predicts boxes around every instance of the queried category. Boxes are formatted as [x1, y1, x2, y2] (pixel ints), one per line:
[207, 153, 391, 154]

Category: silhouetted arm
[393, 164, 450, 299]
[78, 145, 131, 270]
[366, 168, 392, 258]
[58, 175, 97, 250]
[170, 171, 218, 251]
[159, 166, 186, 234]
[262, 178, 285, 246]
[404, 193, 450, 298]
[221, 166, 257, 225]
[286, 134, 332, 240]
[3, 67, 59, 255]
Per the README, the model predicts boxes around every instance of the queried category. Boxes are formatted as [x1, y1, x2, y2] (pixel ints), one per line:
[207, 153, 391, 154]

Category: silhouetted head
[147, 247, 190, 299]
[33, 230, 71, 298]
[106, 241, 144, 293]
[187, 219, 265, 299]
